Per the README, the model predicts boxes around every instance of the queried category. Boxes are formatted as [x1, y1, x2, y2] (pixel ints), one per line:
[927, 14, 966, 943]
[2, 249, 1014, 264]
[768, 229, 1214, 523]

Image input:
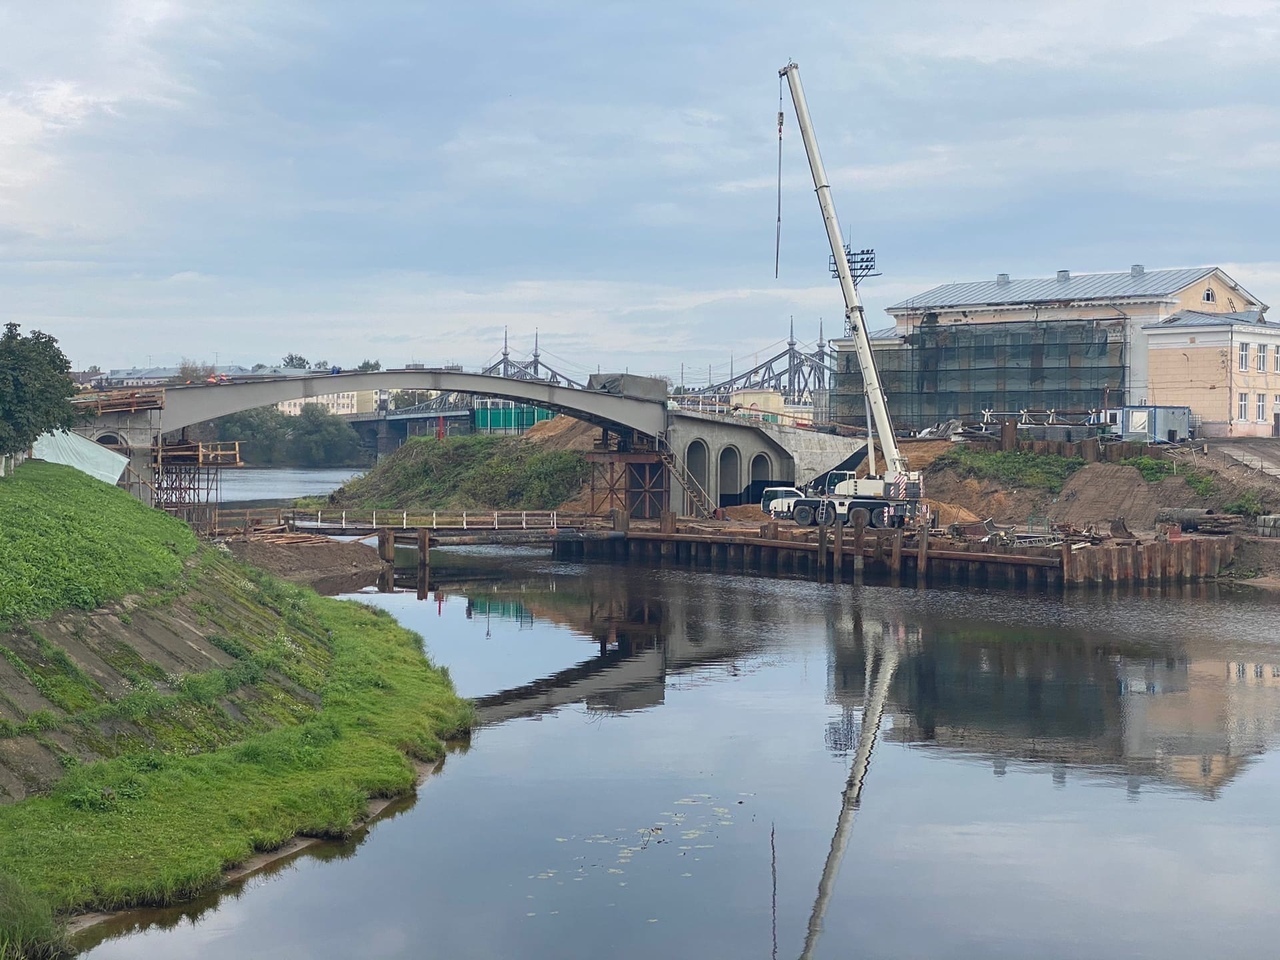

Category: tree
[311, 360, 330, 371]
[357, 359, 381, 372]
[282, 353, 308, 369]
[0, 323, 84, 458]
[251, 363, 268, 372]
[170, 358, 215, 384]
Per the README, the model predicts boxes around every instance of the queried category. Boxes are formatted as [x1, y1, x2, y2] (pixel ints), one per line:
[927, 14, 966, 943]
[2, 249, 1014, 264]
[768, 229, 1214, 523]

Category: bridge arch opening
[94, 433, 130, 454]
[686, 440, 710, 513]
[718, 445, 741, 507]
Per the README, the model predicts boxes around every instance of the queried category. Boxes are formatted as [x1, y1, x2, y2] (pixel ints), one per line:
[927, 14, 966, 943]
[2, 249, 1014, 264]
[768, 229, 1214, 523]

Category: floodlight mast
[779, 61, 908, 481]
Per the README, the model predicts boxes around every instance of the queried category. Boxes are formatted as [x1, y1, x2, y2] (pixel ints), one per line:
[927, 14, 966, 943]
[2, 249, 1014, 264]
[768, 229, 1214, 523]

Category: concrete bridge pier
[75, 416, 160, 505]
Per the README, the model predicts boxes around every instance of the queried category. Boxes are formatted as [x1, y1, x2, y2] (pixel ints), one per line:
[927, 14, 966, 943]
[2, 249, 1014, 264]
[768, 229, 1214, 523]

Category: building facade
[1145, 309, 1280, 437]
[831, 265, 1268, 432]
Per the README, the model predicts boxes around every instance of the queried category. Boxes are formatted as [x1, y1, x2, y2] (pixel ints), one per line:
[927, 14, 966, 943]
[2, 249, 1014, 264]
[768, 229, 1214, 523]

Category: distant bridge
[84, 368, 863, 518]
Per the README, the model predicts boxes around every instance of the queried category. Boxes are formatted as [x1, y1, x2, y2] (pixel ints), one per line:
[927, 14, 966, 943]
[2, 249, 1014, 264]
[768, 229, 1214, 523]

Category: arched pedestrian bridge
[84, 369, 864, 514]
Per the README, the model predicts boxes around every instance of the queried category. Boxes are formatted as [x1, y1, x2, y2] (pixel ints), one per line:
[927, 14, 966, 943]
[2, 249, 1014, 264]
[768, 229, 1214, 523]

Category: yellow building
[1145, 309, 1280, 437]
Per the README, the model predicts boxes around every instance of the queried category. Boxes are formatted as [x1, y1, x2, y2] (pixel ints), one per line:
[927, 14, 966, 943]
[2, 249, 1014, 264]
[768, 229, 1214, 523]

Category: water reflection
[80, 552, 1280, 960]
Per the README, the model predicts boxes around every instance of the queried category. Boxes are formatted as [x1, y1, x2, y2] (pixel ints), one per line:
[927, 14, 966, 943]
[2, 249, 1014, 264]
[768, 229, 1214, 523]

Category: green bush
[1224, 491, 1265, 517]
[931, 447, 1085, 494]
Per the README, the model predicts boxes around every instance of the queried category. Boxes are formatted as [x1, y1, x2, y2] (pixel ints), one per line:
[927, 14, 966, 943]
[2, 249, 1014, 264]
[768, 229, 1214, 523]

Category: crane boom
[779, 62, 908, 481]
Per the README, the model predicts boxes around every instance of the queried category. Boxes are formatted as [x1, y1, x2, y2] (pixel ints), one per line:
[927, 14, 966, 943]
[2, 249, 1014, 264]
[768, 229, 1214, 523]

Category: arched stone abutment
[718, 445, 742, 507]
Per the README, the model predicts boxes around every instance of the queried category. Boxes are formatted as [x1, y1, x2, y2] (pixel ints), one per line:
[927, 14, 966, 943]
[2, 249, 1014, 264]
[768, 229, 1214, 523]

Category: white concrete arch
[153, 370, 669, 437]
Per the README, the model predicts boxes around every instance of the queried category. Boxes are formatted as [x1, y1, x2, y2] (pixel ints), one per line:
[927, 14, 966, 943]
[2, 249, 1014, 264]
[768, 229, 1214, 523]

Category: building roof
[1143, 308, 1269, 330]
[889, 266, 1218, 312]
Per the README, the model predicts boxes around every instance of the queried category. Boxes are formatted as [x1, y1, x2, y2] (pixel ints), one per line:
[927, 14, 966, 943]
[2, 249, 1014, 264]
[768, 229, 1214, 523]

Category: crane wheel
[793, 504, 815, 526]
[816, 501, 838, 527]
[847, 507, 871, 527]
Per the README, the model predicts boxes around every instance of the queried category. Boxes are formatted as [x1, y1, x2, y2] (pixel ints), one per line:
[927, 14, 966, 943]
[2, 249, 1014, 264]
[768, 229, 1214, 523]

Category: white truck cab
[761, 486, 805, 519]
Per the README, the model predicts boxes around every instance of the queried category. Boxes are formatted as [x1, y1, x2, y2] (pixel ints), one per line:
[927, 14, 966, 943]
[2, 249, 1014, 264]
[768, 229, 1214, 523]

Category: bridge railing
[288, 509, 590, 531]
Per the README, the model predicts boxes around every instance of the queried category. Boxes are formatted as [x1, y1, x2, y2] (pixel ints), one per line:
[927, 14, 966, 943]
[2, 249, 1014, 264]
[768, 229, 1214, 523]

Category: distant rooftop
[889, 266, 1222, 312]
[1144, 308, 1268, 330]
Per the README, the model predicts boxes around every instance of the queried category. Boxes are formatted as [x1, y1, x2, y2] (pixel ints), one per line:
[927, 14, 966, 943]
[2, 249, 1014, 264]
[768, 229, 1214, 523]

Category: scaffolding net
[830, 319, 1127, 431]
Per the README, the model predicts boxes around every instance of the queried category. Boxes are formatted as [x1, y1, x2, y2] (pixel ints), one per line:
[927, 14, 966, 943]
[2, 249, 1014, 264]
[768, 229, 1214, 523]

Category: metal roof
[1143, 309, 1268, 329]
[889, 267, 1217, 312]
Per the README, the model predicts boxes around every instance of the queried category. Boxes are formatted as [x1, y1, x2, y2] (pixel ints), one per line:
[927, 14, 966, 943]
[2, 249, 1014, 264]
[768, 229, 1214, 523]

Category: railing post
[342, 510, 346, 529]
[463, 512, 467, 530]
[494, 511, 498, 530]
[552, 511, 557, 529]
[317, 509, 322, 526]
[403, 511, 407, 529]
[522, 511, 527, 530]
[372, 510, 376, 527]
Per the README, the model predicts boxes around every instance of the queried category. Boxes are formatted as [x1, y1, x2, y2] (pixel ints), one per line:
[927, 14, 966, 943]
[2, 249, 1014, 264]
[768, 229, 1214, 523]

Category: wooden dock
[551, 517, 1236, 590]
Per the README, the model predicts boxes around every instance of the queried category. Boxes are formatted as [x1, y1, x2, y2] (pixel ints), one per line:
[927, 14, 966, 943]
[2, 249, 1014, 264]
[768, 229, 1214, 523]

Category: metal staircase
[658, 438, 715, 519]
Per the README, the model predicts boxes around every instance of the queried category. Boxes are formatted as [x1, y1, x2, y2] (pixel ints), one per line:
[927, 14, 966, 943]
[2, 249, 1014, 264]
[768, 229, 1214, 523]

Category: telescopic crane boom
[779, 62, 908, 481]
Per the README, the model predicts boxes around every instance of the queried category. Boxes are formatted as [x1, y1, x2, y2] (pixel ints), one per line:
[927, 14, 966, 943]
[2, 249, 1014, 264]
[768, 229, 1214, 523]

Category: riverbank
[0, 463, 471, 958]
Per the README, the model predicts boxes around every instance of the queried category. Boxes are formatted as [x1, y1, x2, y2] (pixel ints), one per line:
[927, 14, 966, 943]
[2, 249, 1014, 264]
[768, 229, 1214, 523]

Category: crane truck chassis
[778, 62, 926, 530]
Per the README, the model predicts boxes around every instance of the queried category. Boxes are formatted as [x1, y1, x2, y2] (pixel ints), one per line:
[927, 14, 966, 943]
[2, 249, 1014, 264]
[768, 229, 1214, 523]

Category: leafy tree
[251, 363, 268, 372]
[289, 404, 362, 465]
[211, 404, 367, 466]
[310, 360, 331, 371]
[357, 359, 381, 372]
[0, 323, 84, 458]
[282, 353, 309, 369]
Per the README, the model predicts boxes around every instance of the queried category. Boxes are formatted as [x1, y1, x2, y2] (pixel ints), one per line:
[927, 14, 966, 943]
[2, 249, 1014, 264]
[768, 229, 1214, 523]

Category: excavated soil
[525, 415, 599, 452]
[224, 539, 385, 592]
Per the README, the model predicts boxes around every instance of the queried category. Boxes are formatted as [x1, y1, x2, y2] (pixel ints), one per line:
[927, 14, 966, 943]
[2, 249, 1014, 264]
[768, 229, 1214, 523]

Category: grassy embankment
[325, 433, 588, 510]
[930, 447, 1086, 493]
[0, 462, 471, 958]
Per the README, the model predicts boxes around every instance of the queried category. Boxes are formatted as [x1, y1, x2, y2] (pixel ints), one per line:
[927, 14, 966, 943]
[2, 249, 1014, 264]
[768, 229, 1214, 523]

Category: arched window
[1202, 287, 1216, 304]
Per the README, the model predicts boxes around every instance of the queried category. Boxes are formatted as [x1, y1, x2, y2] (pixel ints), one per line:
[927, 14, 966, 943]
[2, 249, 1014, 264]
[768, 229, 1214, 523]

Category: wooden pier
[550, 516, 1237, 590]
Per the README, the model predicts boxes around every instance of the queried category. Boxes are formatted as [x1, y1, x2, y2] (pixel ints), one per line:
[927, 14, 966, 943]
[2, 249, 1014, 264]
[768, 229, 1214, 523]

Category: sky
[2, 0, 1278, 385]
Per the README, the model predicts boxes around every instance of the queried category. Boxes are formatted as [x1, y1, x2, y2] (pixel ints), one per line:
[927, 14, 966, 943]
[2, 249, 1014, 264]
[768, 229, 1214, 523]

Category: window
[1260, 344, 1268, 372]
[1240, 342, 1250, 371]
[1275, 347, 1280, 373]
[1203, 287, 1216, 304]
[1259, 394, 1268, 422]
[1239, 393, 1248, 421]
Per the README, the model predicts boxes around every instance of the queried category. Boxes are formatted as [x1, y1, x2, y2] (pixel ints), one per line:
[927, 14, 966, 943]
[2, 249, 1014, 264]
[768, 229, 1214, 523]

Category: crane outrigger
[778, 62, 925, 529]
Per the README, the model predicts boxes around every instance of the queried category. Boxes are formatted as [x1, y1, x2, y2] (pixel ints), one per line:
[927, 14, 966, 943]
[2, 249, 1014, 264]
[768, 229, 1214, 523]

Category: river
[217, 467, 361, 503]
[78, 550, 1280, 959]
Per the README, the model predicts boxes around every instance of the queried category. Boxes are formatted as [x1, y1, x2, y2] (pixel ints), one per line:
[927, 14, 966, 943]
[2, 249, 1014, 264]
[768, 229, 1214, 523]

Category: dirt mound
[724, 504, 766, 521]
[922, 470, 1049, 525]
[853, 438, 956, 477]
[525, 415, 598, 451]
[225, 539, 385, 592]
[1047, 464, 1200, 530]
[926, 499, 980, 526]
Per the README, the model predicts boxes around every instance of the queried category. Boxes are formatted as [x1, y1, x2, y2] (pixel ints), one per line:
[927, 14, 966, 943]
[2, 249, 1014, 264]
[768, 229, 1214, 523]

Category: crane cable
[775, 74, 784, 279]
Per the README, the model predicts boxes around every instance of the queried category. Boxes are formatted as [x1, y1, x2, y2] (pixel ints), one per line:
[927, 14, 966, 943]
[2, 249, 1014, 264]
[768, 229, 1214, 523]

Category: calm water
[217, 467, 361, 502]
[80, 551, 1280, 959]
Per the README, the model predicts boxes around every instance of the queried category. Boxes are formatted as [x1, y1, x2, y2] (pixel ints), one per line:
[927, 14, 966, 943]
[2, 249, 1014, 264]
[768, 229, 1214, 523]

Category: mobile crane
[779, 62, 925, 529]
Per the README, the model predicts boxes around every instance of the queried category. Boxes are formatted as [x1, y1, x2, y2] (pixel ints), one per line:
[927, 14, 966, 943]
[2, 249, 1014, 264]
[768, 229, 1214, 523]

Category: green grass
[0, 462, 197, 624]
[1184, 470, 1215, 496]
[1118, 455, 1174, 482]
[1224, 491, 1265, 517]
[0, 873, 64, 960]
[930, 447, 1086, 494]
[0, 460, 471, 953]
[0, 585, 471, 935]
[331, 434, 589, 510]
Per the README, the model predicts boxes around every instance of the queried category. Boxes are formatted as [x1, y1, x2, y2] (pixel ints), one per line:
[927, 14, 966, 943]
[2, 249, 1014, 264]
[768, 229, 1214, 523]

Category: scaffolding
[151, 441, 243, 532]
[830, 319, 1127, 431]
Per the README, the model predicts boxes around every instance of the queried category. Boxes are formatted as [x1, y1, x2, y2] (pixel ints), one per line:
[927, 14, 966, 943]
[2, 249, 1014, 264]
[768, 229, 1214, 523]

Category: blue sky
[2, 0, 1277, 384]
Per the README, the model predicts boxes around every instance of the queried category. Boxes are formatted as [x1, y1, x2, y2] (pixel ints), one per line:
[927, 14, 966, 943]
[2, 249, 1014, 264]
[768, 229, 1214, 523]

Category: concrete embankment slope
[0, 461, 471, 956]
